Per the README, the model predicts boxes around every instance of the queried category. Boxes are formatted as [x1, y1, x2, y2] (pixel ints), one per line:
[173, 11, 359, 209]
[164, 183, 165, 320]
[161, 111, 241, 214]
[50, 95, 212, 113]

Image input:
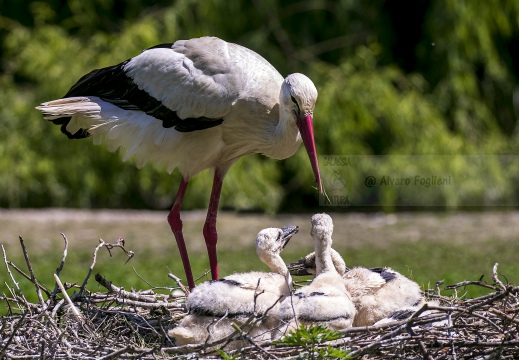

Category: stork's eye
[290, 95, 300, 113]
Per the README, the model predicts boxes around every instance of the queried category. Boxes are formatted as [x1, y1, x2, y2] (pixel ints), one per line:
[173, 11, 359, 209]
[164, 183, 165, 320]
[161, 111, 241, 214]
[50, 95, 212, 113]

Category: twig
[54, 273, 82, 320]
[77, 239, 106, 298]
[0, 313, 28, 358]
[6, 260, 51, 296]
[114, 297, 179, 309]
[50, 298, 66, 318]
[493, 262, 507, 291]
[76, 238, 136, 299]
[133, 266, 154, 288]
[2, 290, 14, 315]
[96, 345, 132, 360]
[94, 273, 181, 309]
[103, 237, 135, 264]
[233, 322, 280, 360]
[489, 307, 519, 325]
[3, 257, 519, 359]
[1, 244, 30, 313]
[467, 286, 513, 311]
[39, 339, 45, 359]
[95, 273, 155, 302]
[167, 270, 189, 295]
[51, 233, 69, 299]
[417, 337, 434, 360]
[2, 245, 20, 292]
[19, 236, 45, 304]
[445, 280, 496, 291]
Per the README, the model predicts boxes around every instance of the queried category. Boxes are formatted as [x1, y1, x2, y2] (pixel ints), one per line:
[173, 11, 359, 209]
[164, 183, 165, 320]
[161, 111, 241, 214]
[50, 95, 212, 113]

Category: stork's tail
[37, 96, 185, 172]
[36, 97, 103, 139]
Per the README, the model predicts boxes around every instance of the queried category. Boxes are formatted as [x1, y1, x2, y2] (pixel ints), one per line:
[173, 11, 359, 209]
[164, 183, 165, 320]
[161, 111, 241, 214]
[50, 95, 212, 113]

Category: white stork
[36, 36, 322, 290]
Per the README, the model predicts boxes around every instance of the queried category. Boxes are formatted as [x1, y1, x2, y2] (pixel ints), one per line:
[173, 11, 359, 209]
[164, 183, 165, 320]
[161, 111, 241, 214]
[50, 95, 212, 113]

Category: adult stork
[36, 36, 322, 290]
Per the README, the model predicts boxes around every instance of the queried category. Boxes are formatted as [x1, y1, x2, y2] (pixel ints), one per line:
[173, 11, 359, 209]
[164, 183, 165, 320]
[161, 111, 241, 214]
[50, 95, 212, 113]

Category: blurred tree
[0, 0, 518, 211]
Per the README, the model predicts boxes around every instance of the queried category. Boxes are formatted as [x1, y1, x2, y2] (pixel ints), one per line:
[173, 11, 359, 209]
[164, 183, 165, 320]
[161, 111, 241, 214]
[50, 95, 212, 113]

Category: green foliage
[274, 324, 350, 359]
[1, 1, 519, 211]
[215, 349, 239, 360]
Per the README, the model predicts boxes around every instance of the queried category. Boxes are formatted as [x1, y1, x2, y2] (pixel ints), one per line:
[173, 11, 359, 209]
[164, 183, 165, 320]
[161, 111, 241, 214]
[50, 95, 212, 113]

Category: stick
[77, 239, 106, 298]
[76, 238, 136, 299]
[51, 233, 69, 299]
[167, 270, 189, 295]
[0, 313, 27, 358]
[102, 237, 135, 264]
[445, 280, 496, 291]
[493, 262, 507, 291]
[6, 260, 51, 296]
[54, 273, 83, 320]
[234, 323, 280, 360]
[1, 244, 30, 313]
[19, 236, 45, 304]
[96, 345, 132, 360]
[133, 266, 154, 287]
[95, 273, 156, 302]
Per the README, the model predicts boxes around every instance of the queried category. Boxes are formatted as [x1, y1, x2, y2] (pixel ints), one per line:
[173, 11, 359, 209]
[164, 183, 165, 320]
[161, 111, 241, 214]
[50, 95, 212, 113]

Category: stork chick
[169, 225, 298, 349]
[278, 214, 356, 332]
[288, 250, 425, 326]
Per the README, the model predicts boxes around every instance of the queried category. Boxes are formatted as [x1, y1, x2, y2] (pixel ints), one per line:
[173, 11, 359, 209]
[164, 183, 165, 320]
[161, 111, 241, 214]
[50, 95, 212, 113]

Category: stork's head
[310, 213, 334, 243]
[256, 225, 299, 264]
[282, 73, 322, 194]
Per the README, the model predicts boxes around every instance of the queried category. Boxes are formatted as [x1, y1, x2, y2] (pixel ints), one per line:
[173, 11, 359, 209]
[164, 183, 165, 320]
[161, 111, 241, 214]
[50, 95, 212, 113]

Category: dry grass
[2, 209, 519, 252]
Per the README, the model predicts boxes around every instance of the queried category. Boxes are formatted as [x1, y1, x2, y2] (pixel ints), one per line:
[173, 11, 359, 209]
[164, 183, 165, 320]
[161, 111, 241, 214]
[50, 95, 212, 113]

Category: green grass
[339, 239, 519, 298]
[1, 210, 517, 310]
[2, 237, 515, 307]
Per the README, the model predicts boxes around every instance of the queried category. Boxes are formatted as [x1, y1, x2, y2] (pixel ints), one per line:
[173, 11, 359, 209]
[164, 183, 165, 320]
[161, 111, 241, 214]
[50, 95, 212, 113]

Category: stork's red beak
[297, 114, 323, 194]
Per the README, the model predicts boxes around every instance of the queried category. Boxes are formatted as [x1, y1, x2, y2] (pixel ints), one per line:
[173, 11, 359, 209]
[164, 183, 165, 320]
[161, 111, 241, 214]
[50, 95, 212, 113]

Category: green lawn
[1, 209, 517, 309]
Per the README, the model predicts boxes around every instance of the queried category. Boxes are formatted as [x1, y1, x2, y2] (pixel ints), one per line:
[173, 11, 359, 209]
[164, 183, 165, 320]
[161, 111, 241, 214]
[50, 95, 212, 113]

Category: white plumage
[288, 248, 425, 327]
[36, 36, 322, 289]
[343, 266, 424, 326]
[278, 214, 356, 332]
[168, 225, 298, 348]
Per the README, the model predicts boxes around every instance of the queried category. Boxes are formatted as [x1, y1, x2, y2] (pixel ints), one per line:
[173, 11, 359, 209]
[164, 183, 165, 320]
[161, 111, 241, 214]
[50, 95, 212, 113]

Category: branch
[167, 270, 189, 295]
[1, 244, 30, 312]
[19, 236, 45, 304]
[51, 233, 69, 299]
[54, 273, 83, 321]
[493, 262, 507, 291]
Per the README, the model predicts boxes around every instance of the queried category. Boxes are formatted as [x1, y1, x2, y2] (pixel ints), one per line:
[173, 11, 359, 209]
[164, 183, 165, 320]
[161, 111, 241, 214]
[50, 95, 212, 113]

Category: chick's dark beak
[287, 258, 314, 276]
[279, 225, 299, 249]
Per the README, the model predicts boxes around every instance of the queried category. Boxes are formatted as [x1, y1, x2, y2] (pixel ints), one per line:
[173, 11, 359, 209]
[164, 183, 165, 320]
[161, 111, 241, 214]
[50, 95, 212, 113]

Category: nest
[1, 235, 518, 359]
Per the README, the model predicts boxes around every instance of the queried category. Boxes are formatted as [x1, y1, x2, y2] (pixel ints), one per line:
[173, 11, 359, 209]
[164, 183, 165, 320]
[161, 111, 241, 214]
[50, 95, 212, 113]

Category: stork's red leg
[203, 168, 225, 280]
[167, 177, 195, 290]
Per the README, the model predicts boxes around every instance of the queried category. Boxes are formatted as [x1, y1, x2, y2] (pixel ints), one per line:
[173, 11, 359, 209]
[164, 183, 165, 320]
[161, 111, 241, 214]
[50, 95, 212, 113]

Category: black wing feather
[53, 43, 224, 138]
[368, 267, 398, 282]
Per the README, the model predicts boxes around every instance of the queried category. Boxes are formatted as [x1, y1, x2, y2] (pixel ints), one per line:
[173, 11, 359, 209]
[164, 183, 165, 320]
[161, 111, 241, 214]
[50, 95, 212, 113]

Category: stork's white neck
[267, 254, 290, 275]
[263, 94, 301, 160]
[260, 252, 293, 290]
[314, 235, 335, 275]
